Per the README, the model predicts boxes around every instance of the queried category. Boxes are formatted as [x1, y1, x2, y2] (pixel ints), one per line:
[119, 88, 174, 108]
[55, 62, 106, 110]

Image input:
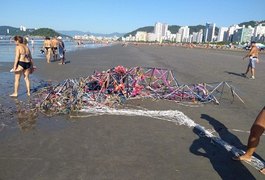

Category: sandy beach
[0, 44, 265, 179]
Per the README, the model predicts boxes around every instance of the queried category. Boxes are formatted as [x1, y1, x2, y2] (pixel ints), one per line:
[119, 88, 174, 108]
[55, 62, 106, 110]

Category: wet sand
[0, 44, 265, 179]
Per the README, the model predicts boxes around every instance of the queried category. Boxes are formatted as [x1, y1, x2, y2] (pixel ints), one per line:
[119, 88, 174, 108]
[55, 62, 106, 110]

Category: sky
[1, 0, 264, 33]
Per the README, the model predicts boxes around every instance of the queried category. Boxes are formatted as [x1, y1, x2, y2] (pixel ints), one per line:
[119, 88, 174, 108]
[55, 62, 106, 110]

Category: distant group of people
[43, 36, 65, 64]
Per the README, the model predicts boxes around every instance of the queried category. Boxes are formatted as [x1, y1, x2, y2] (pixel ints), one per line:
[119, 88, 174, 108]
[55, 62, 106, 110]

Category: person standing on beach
[43, 37, 52, 63]
[10, 36, 33, 97]
[57, 36, 65, 65]
[233, 106, 265, 174]
[242, 41, 259, 79]
[51, 37, 59, 61]
[31, 38, 34, 48]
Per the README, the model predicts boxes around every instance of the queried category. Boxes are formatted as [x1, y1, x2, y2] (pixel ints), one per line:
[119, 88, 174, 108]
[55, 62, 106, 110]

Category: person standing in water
[51, 36, 59, 61]
[43, 37, 52, 63]
[57, 36, 65, 65]
[10, 36, 33, 97]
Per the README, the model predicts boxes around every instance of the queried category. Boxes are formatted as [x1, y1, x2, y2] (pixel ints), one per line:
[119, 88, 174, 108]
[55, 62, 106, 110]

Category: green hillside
[239, 20, 265, 27]
[30, 28, 60, 37]
[168, 25, 180, 34]
[123, 26, 154, 37]
[0, 26, 64, 37]
[122, 24, 220, 38]
[0, 26, 34, 36]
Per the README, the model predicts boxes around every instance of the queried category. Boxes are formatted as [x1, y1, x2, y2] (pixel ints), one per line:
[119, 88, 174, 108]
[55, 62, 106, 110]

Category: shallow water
[0, 39, 110, 62]
[0, 72, 72, 133]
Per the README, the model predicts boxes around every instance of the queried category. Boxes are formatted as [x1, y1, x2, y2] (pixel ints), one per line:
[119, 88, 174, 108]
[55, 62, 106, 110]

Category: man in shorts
[242, 41, 259, 79]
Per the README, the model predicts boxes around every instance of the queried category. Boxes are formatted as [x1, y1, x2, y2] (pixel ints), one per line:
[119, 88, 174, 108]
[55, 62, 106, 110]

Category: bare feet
[232, 154, 252, 162]
[9, 93, 18, 98]
[27, 92, 31, 96]
[259, 168, 265, 175]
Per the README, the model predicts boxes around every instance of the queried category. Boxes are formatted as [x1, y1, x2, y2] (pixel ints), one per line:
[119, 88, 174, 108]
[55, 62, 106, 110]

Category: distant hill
[0, 26, 34, 36]
[168, 25, 181, 34]
[0, 26, 67, 37]
[167, 25, 213, 34]
[58, 30, 125, 37]
[123, 25, 217, 37]
[239, 20, 265, 27]
[30, 28, 61, 37]
[123, 26, 154, 38]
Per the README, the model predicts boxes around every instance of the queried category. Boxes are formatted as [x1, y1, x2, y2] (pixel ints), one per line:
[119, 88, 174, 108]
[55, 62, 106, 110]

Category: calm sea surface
[0, 39, 108, 62]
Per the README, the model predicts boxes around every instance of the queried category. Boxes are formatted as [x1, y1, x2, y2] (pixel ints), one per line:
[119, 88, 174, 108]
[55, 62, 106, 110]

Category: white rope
[75, 107, 265, 170]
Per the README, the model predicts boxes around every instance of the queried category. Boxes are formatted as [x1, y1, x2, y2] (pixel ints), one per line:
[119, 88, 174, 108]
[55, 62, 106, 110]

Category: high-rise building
[178, 26, 190, 42]
[226, 24, 240, 42]
[192, 32, 198, 42]
[154, 22, 168, 42]
[197, 29, 203, 43]
[20, 25, 27, 32]
[147, 33, 156, 42]
[233, 26, 254, 43]
[135, 31, 147, 42]
[217, 27, 228, 42]
[203, 23, 216, 42]
[253, 23, 265, 42]
[253, 23, 265, 37]
[176, 33, 182, 43]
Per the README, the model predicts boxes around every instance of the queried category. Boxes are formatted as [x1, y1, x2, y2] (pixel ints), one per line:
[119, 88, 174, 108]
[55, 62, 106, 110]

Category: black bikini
[18, 54, 31, 70]
[18, 61, 31, 70]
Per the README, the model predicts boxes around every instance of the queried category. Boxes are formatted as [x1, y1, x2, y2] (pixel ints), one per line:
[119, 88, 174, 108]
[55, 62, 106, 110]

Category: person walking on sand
[10, 36, 33, 97]
[43, 37, 52, 63]
[242, 41, 259, 79]
[57, 36, 65, 65]
[233, 106, 265, 174]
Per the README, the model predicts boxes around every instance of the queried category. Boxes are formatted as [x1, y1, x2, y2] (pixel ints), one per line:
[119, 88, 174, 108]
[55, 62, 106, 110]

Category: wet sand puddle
[0, 72, 67, 133]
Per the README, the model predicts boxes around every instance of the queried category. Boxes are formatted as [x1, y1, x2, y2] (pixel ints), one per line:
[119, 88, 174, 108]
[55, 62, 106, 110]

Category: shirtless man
[233, 106, 265, 174]
[242, 41, 259, 79]
[51, 37, 59, 61]
[43, 37, 52, 63]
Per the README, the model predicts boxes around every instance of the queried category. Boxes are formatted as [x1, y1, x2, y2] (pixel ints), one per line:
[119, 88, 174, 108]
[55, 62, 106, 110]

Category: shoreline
[0, 44, 265, 179]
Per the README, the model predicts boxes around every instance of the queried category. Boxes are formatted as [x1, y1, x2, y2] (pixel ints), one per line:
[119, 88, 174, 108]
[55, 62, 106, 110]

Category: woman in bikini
[10, 36, 33, 97]
[43, 37, 52, 63]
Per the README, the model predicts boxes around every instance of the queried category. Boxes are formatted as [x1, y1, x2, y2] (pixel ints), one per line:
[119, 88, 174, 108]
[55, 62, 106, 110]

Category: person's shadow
[190, 114, 256, 179]
[224, 71, 247, 78]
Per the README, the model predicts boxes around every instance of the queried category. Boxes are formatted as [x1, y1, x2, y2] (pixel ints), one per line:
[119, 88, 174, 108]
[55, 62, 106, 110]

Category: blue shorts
[248, 57, 258, 69]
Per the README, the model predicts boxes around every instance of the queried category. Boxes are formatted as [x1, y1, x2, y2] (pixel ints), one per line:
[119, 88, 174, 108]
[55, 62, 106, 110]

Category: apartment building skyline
[123, 21, 265, 44]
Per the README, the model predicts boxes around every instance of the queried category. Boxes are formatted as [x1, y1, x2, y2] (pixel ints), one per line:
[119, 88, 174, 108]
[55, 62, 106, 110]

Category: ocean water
[0, 39, 109, 62]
